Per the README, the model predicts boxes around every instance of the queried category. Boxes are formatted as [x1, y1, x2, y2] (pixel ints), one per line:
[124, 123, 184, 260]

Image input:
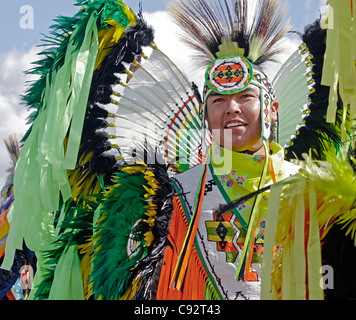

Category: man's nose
[226, 98, 241, 114]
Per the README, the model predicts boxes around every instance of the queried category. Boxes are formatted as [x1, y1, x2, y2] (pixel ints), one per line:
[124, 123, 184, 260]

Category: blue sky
[0, 0, 167, 55]
[0, 0, 327, 188]
[1, 0, 325, 54]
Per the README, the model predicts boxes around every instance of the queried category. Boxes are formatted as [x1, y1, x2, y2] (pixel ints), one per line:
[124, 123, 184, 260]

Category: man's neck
[231, 140, 268, 156]
[239, 143, 265, 155]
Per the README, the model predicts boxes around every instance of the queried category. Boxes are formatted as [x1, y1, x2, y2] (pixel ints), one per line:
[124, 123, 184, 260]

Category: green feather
[90, 167, 155, 300]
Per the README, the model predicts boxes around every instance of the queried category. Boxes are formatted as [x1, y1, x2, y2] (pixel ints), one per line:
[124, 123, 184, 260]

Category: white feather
[108, 47, 205, 173]
[273, 46, 313, 147]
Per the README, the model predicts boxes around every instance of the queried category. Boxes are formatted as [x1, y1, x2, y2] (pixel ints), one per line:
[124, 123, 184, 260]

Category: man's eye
[213, 98, 224, 103]
[241, 94, 254, 99]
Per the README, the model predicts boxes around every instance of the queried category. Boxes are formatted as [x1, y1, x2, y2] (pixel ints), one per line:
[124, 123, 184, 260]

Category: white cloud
[0, 47, 37, 188]
[143, 11, 205, 90]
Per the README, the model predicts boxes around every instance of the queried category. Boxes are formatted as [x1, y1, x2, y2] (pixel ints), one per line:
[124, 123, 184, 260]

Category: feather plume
[32, 199, 97, 300]
[1, 135, 21, 199]
[284, 20, 348, 161]
[67, 12, 155, 200]
[168, 0, 290, 70]
[3, 135, 21, 176]
[89, 149, 174, 300]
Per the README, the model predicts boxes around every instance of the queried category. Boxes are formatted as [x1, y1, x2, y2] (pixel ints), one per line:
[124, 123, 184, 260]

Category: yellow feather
[120, 277, 142, 300]
[216, 37, 245, 58]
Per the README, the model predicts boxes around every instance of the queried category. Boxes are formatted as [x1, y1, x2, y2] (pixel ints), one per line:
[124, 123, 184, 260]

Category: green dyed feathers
[90, 165, 161, 300]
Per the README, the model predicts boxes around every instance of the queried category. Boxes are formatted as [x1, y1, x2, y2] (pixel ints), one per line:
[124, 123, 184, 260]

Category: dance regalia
[1, 0, 356, 300]
[157, 142, 299, 300]
[0, 136, 36, 300]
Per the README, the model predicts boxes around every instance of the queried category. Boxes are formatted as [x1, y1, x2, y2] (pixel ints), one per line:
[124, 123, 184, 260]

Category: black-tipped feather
[70, 14, 155, 193]
[130, 145, 174, 300]
[285, 20, 347, 161]
[3, 135, 21, 176]
[168, 0, 290, 70]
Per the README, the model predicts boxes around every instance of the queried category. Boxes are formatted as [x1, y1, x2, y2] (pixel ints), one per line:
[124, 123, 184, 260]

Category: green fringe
[204, 278, 221, 300]
[32, 197, 97, 300]
[21, 0, 132, 141]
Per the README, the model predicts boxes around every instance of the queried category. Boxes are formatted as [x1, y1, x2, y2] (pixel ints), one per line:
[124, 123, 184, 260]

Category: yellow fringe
[322, 0, 355, 144]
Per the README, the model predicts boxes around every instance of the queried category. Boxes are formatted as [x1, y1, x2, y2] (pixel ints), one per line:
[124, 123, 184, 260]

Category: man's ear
[270, 101, 279, 122]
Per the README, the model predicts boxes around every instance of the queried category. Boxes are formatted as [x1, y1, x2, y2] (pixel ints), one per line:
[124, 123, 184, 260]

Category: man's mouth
[225, 122, 247, 129]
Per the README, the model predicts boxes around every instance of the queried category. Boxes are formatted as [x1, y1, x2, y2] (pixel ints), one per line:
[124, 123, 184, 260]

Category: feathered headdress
[166, 0, 293, 288]
[168, 0, 291, 141]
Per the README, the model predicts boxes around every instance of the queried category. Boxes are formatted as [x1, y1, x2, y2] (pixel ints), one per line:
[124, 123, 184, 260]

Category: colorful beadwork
[205, 55, 253, 94]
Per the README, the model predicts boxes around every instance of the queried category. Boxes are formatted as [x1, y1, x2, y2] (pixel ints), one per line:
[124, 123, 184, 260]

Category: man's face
[206, 84, 278, 153]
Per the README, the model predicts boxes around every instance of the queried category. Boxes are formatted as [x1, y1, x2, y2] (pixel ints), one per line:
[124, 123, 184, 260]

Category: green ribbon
[234, 141, 270, 280]
[48, 246, 85, 300]
[1, 12, 99, 270]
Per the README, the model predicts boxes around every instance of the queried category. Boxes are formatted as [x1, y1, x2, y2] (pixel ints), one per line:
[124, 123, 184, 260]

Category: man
[155, 54, 299, 300]
[3, 0, 355, 301]
[150, 0, 355, 300]
[0, 0, 309, 301]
